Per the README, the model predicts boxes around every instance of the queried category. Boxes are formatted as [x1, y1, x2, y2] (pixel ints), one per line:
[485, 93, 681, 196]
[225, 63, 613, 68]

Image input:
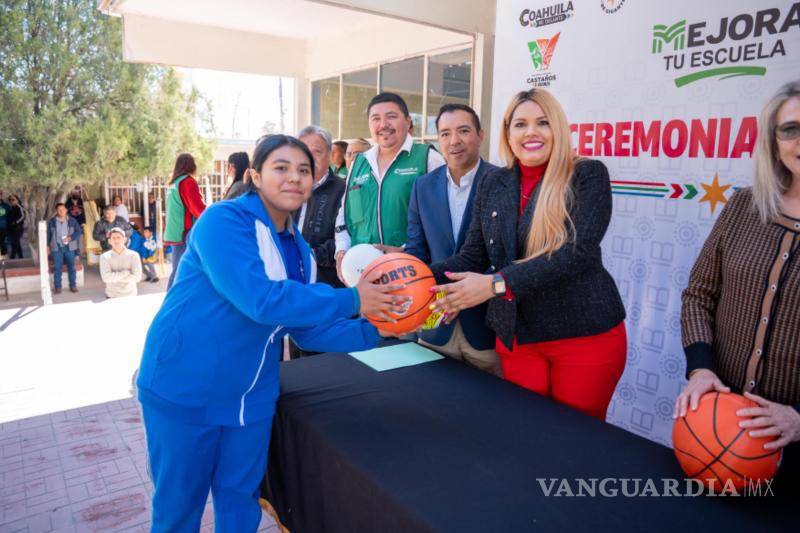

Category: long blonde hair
[754, 81, 800, 223]
[499, 89, 577, 260]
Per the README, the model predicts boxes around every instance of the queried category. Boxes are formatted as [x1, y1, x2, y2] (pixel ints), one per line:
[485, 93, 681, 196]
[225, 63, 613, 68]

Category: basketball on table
[672, 392, 782, 490]
[361, 253, 436, 335]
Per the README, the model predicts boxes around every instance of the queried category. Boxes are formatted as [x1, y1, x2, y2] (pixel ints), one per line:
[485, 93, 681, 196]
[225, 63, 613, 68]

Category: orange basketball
[672, 392, 782, 490]
[361, 253, 436, 335]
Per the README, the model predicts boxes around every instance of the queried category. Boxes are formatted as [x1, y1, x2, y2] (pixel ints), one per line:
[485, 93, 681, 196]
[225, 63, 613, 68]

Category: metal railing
[105, 171, 230, 222]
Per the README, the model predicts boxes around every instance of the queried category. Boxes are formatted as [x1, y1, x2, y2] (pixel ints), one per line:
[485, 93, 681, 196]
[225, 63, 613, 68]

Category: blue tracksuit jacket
[137, 191, 380, 426]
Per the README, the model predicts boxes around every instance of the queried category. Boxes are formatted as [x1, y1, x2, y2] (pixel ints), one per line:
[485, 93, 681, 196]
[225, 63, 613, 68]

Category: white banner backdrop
[490, 0, 800, 445]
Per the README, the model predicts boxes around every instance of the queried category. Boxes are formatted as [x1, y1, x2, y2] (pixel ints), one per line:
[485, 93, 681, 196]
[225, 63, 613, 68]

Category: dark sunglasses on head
[776, 121, 800, 141]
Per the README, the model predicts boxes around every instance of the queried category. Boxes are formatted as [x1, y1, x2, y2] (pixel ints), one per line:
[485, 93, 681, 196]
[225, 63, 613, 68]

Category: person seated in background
[344, 138, 371, 172]
[147, 192, 158, 230]
[47, 202, 82, 294]
[330, 140, 348, 177]
[113, 195, 130, 222]
[142, 226, 160, 267]
[65, 190, 85, 225]
[676, 81, 800, 487]
[406, 104, 501, 375]
[93, 205, 132, 252]
[128, 223, 159, 283]
[99, 227, 142, 298]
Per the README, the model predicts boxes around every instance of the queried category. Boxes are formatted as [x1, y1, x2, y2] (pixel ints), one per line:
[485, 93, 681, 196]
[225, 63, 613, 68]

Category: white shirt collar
[364, 134, 415, 181]
[365, 134, 414, 158]
[446, 160, 481, 190]
[312, 170, 329, 191]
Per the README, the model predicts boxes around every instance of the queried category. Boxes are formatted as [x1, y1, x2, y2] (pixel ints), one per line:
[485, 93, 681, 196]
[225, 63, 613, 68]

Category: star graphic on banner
[699, 173, 731, 214]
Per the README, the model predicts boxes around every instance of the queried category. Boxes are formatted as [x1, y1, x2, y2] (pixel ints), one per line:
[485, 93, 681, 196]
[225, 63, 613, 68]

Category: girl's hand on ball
[736, 392, 800, 451]
[673, 369, 730, 419]
[430, 272, 493, 315]
[356, 269, 410, 321]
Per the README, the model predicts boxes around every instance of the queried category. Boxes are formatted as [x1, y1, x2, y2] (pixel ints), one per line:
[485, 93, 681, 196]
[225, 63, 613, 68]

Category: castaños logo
[600, 0, 626, 14]
[519, 2, 574, 28]
[525, 32, 560, 87]
[652, 3, 799, 87]
[528, 32, 560, 71]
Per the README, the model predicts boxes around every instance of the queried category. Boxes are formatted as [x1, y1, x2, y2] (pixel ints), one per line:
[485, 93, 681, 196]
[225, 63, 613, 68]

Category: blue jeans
[167, 242, 186, 290]
[52, 247, 77, 289]
[141, 404, 272, 533]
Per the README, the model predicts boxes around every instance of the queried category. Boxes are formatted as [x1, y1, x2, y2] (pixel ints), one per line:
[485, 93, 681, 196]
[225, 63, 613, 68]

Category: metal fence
[106, 168, 229, 220]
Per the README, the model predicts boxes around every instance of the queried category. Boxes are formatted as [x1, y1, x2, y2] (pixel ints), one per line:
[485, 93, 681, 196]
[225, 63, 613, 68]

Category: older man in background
[296, 125, 346, 288]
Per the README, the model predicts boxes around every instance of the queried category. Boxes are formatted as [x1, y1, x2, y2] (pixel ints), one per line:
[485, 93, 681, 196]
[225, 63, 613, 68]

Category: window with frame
[341, 68, 377, 140]
[380, 56, 424, 136]
[426, 49, 472, 137]
[311, 77, 340, 136]
[312, 46, 472, 141]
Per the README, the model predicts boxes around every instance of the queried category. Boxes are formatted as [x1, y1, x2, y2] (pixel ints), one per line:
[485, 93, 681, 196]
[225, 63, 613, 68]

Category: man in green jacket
[334, 92, 445, 283]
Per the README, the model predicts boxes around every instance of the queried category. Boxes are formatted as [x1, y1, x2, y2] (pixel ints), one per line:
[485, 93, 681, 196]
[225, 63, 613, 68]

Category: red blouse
[518, 162, 547, 217]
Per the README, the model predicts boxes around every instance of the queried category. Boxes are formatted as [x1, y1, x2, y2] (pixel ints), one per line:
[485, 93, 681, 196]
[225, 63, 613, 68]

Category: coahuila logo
[652, 3, 799, 87]
[519, 2, 574, 28]
[600, 0, 626, 15]
[526, 32, 560, 87]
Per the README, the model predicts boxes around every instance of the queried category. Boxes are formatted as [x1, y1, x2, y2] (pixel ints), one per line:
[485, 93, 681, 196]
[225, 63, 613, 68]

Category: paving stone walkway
[0, 399, 277, 532]
[1, 273, 277, 532]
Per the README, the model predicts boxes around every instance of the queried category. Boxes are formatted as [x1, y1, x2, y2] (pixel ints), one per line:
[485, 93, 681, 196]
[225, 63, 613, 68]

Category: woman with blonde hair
[676, 81, 800, 463]
[430, 88, 626, 420]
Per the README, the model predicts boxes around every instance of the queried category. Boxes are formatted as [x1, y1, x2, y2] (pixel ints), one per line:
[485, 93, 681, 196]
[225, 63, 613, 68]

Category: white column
[473, 32, 495, 161]
[204, 176, 213, 205]
[38, 221, 52, 306]
[142, 177, 150, 228]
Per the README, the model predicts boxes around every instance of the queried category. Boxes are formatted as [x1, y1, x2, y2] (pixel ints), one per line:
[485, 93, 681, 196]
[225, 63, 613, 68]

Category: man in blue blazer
[406, 104, 501, 376]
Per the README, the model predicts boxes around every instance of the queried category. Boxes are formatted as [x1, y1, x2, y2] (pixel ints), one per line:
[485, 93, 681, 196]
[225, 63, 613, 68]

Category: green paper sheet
[349, 343, 444, 372]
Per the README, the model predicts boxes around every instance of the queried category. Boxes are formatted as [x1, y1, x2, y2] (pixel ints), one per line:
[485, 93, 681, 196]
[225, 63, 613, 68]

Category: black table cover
[263, 352, 796, 533]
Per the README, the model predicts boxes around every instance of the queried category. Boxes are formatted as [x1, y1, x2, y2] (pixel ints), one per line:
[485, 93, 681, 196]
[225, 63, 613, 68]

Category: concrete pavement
[0, 268, 277, 532]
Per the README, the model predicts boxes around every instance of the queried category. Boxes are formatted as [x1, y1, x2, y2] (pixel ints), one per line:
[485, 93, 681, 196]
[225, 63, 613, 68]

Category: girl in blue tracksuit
[137, 135, 406, 532]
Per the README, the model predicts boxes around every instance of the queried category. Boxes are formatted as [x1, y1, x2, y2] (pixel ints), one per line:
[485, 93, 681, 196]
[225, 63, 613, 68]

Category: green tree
[0, 0, 214, 253]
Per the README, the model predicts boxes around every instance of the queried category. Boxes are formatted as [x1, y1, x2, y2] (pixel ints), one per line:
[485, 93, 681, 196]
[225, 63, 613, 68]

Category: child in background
[129, 224, 158, 283]
[141, 227, 160, 283]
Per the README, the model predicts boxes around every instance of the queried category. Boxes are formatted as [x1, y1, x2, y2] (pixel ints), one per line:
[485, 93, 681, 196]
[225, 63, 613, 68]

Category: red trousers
[496, 322, 627, 420]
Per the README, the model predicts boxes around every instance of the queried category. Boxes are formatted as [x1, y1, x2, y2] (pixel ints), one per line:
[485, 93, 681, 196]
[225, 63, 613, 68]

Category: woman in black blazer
[430, 89, 626, 420]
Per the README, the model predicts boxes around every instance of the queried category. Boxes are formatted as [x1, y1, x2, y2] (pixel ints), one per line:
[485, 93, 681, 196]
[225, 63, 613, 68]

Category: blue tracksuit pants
[141, 404, 272, 532]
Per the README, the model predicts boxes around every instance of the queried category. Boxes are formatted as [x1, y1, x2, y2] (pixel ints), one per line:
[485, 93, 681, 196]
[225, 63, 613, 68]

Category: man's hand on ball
[736, 392, 800, 451]
[356, 269, 409, 322]
[673, 369, 730, 419]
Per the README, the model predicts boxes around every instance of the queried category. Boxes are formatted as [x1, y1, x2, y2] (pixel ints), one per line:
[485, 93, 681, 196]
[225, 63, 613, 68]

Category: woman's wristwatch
[491, 273, 507, 297]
